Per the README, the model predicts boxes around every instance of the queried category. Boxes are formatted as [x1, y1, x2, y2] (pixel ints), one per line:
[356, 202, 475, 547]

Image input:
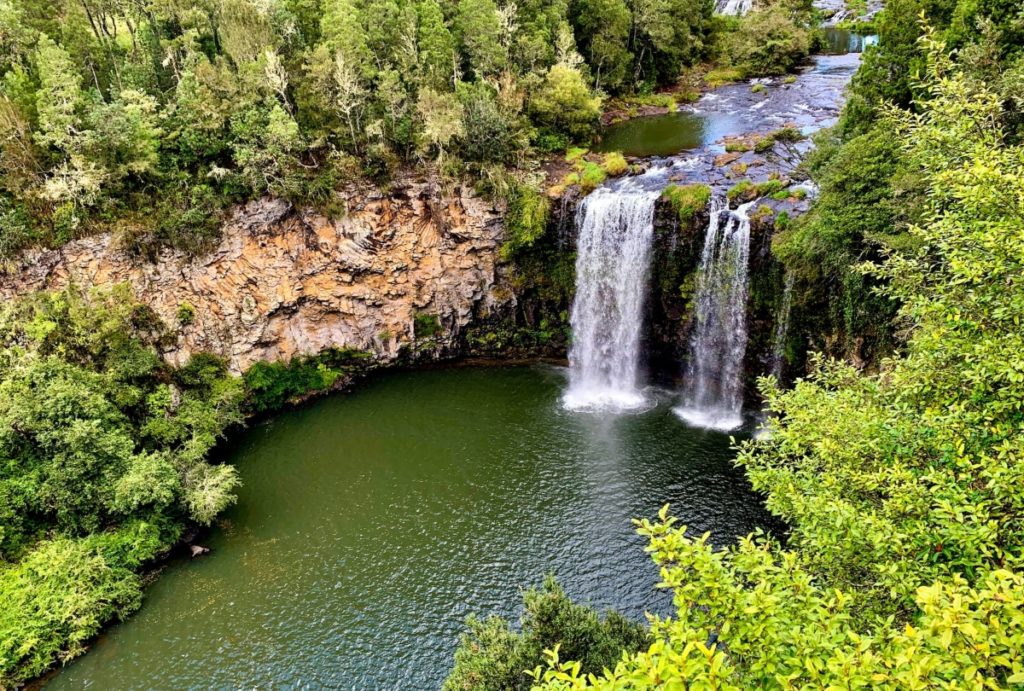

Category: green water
[594, 111, 742, 158]
[47, 365, 773, 689]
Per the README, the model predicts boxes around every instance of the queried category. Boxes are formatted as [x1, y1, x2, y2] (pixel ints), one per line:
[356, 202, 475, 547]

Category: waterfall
[770, 272, 795, 381]
[715, 0, 753, 16]
[675, 198, 755, 431]
[563, 184, 660, 411]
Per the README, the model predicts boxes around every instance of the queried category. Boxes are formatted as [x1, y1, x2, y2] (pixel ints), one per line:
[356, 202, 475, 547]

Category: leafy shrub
[724, 4, 813, 76]
[414, 313, 442, 339]
[176, 302, 195, 326]
[501, 180, 551, 260]
[705, 66, 745, 87]
[0, 285, 245, 684]
[578, 162, 607, 192]
[600, 152, 628, 177]
[0, 537, 145, 686]
[529, 64, 602, 145]
[445, 576, 650, 691]
[243, 348, 370, 413]
[726, 179, 753, 201]
[661, 184, 711, 223]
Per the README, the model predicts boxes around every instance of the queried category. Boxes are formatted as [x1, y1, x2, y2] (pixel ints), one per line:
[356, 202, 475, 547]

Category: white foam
[673, 406, 744, 432]
[562, 388, 650, 413]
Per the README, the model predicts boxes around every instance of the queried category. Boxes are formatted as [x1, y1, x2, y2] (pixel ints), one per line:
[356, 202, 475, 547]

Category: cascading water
[770, 272, 795, 381]
[715, 0, 753, 16]
[675, 198, 756, 431]
[563, 184, 660, 411]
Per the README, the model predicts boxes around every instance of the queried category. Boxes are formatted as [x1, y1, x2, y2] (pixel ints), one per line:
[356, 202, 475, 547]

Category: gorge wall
[0, 172, 807, 398]
[0, 177, 509, 373]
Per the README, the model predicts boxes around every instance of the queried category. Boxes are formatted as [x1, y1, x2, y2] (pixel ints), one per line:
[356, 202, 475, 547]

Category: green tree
[445, 576, 651, 691]
[32, 35, 83, 156]
[0, 285, 245, 685]
[82, 89, 162, 185]
[455, 0, 507, 78]
[528, 63, 601, 144]
[569, 0, 632, 91]
[417, 0, 457, 89]
[320, 0, 376, 79]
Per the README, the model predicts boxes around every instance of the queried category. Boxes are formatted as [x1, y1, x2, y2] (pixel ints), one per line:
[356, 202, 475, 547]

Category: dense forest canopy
[0, 287, 245, 683]
[0, 0, 827, 259]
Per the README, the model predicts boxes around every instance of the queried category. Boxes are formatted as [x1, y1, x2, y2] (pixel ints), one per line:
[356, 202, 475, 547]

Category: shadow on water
[47, 365, 779, 689]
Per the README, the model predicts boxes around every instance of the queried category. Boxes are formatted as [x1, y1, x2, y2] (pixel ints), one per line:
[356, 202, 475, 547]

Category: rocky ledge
[0, 178, 507, 373]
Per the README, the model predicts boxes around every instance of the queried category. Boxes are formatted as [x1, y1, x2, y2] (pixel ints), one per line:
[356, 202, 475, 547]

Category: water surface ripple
[47, 366, 776, 689]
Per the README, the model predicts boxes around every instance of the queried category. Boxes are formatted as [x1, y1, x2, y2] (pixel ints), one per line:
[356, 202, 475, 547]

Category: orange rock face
[0, 180, 508, 372]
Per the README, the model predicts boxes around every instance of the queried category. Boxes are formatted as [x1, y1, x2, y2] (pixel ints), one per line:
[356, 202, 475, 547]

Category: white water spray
[675, 199, 756, 430]
[716, 0, 753, 16]
[770, 272, 795, 381]
[563, 185, 660, 412]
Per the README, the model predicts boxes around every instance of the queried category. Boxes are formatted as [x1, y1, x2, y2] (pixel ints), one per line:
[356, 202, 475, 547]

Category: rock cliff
[0, 178, 507, 373]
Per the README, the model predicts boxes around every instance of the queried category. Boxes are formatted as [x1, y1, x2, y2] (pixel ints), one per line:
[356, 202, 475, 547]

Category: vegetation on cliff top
[0, 0, 723, 260]
[0, 0, 829, 261]
[774, 0, 1024, 361]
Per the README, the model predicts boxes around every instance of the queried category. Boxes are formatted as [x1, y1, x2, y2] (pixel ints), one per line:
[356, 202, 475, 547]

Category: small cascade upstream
[563, 184, 660, 411]
[675, 199, 756, 431]
[770, 273, 796, 380]
[715, 0, 753, 15]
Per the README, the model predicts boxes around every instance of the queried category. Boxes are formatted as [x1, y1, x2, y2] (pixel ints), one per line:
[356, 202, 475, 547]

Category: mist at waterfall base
[562, 181, 660, 412]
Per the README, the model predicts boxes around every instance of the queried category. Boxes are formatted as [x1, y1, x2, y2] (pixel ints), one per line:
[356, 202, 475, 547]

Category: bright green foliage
[716, 0, 816, 78]
[0, 286, 245, 684]
[578, 161, 607, 192]
[529, 64, 603, 145]
[0, 535, 147, 684]
[243, 347, 371, 413]
[600, 152, 628, 176]
[725, 179, 752, 201]
[445, 576, 650, 691]
[531, 41, 1024, 691]
[533, 515, 1024, 689]
[704, 66, 745, 86]
[501, 179, 551, 260]
[661, 184, 711, 223]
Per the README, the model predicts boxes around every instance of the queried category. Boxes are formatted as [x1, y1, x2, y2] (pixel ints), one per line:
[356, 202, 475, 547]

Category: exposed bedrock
[0, 177, 509, 373]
